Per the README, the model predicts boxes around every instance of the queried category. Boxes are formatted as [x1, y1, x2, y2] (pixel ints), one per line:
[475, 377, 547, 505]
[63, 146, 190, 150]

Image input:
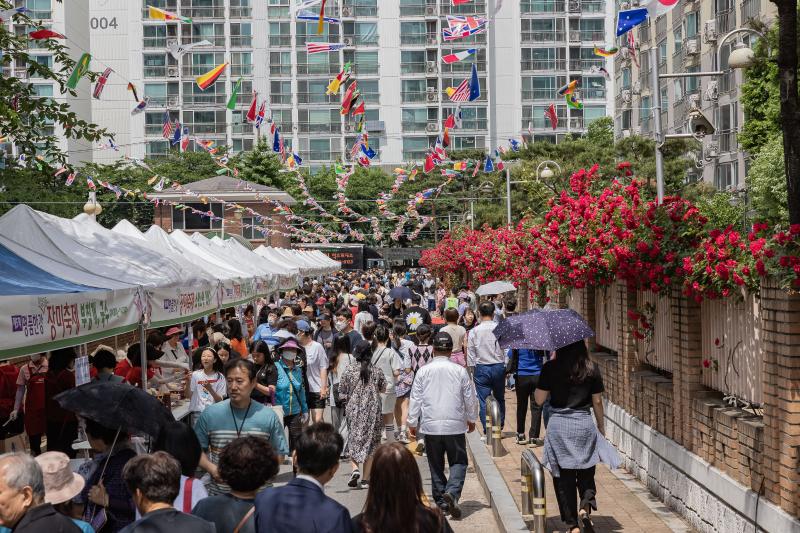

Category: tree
[230, 138, 285, 189]
[747, 134, 788, 223]
[0, 4, 107, 167]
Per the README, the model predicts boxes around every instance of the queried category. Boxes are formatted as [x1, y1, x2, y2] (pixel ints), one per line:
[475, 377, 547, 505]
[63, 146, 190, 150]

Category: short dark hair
[85, 418, 120, 446]
[333, 335, 351, 355]
[444, 308, 459, 323]
[92, 349, 117, 371]
[123, 452, 181, 504]
[224, 357, 255, 380]
[219, 436, 280, 492]
[294, 423, 343, 476]
[479, 301, 495, 318]
[411, 293, 421, 304]
[153, 421, 202, 477]
[335, 307, 353, 320]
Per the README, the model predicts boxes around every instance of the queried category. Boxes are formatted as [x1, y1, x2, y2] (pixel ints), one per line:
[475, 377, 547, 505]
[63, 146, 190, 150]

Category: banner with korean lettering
[0, 288, 141, 360]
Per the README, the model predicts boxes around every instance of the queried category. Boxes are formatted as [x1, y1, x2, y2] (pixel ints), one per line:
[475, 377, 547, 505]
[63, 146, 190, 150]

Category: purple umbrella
[493, 308, 594, 351]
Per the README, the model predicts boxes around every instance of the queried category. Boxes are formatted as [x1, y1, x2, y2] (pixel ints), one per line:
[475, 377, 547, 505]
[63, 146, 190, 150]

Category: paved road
[273, 436, 499, 532]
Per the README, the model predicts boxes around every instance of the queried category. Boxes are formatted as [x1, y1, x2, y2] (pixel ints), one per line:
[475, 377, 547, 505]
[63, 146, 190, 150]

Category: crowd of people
[0, 268, 611, 533]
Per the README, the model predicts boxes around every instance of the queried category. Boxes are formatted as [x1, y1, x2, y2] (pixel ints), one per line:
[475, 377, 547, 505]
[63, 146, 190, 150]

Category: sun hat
[316, 297, 327, 306]
[280, 339, 301, 351]
[165, 326, 181, 338]
[281, 307, 294, 318]
[303, 306, 314, 313]
[432, 332, 454, 351]
[35, 452, 85, 505]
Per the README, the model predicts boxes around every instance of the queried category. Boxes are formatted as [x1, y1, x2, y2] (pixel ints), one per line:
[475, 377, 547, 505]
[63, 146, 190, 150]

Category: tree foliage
[747, 134, 788, 223]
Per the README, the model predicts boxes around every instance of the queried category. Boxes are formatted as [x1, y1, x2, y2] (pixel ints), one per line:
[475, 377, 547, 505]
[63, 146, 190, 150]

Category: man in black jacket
[119, 452, 214, 533]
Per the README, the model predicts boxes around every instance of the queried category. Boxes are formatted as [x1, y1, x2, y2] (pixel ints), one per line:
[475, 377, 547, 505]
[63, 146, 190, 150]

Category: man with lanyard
[160, 327, 191, 380]
[9, 353, 48, 455]
[195, 359, 289, 495]
[467, 302, 507, 433]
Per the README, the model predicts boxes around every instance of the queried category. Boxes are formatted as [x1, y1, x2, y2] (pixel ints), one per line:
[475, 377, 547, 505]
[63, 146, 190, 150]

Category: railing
[270, 64, 291, 76]
[26, 9, 52, 19]
[526, 116, 563, 129]
[583, 87, 606, 99]
[230, 6, 252, 18]
[296, 92, 338, 104]
[574, 30, 605, 41]
[399, 3, 436, 16]
[181, 35, 225, 46]
[401, 91, 430, 103]
[182, 94, 225, 105]
[351, 63, 379, 75]
[232, 123, 253, 134]
[144, 95, 168, 107]
[522, 59, 566, 71]
[342, 3, 378, 17]
[268, 35, 292, 47]
[636, 291, 674, 372]
[521, 31, 566, 43]
[741, 0, 760, 21]
[297, 63, 340, 75]
[458, 119, 488, 130]
[307, 151, 333, 161]
[402, 122, 430, 132]
[402, 149, 429, 161]
[182, 64, 219, 76]
[401, 33, 433, 45]
[569, 58, 604, 71]
[581, 1, 605, 13]
[716, 8, 736, 33]
[595, 282, 621, 353]
[230, 35, 252, 47]
[144, 66, 168, 78]
[719, 131, 737, 153]
[569, 117, 584, 129]
[270, 94, 292, 105]
[441, 60, 486, 74]
[343, 33, 379, 46]
[520, 449, 547, 533]
[179, 6, 225, 18]
[230, 64, 253, 76]
[521, 89, 554, 100]
[143, 37, 168, 49]
[401, 62, 428, 74]
[440, 1, 486, 14]
[521, 0, 566, 13]
[145, 124, 165, 136]
[184, 122, 226, 134]
[267, 6, 289, 17]
[485, 393, 503, 457]
[298, 122, 340, 133]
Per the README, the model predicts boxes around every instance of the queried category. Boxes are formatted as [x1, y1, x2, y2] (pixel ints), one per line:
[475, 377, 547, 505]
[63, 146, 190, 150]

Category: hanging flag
[326, 62, 351, 95]
[147, 5, 192, 23]
[167, 40, 213, 60]
[361, 144, 376, 159]
[545, 103, 558, 130]
[557, 79, 579, 96]
[454, 107, 463, 128]
[297, 9, 340, 23]
[180, 127, 190, 150]
[590, 65, 611, 80]
[86, 177, 96, 190]
[644, 0, 680, 18]
[92, 67, 112, 99]
[351, 101, 365, 115]
[65, 173, 76, 186]
[468, 63, 480, 101]
[306, 42, 345, 54]
[66, 53, 91, 90]
[273, 128, 281, 152]
[446, 15, 487, 31]
[127, 82, 139, 102]
[453, 161, 467, 171]
[446, 78, 471, 102]
[28, 29, 65, 39]
[483, 157, 494, 172]
[442, 25, 488, 41]
[162, 110, 174, 139]
[255, 101, 267, 128]
[423, 154, 435, 174]
[291, 0, 323, 13]
[317, 0, 328, 34]
[616, 8, 648, 36]
[293, 153, 303, 166]
[452, 0, 471, 4]
[593, 46, 618, 57]
[341, 81, 357, 112]
[565, 93, 583, 109]
[441, 49, 476, 64]
[496, 159, 505, 171]
[131, 97, 149, 115]
[627, 31, 640, 68]
[195, 62, 228, 90]
[509, 139, 521, 151]
[246, 92, 258, 122]
[227, 77, 242, 110]
[171, 122, 182, 145]
[444, 114, 456, 129]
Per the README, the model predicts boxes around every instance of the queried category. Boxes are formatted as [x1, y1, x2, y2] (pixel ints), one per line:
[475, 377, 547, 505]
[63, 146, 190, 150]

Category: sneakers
[414, 441, 425, 454]
[359, 479, 369, 489]
[347, 470, 360, 488]
[398, 430, 410, 444]
[442, 492, 461, 519]
[529, 437, 545, 447]
[516, 434, 528, 445]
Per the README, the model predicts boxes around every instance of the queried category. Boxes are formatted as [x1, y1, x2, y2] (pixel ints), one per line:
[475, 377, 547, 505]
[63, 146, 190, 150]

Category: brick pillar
[760, 279, 800, 513]
[517, 281, 530, 312]
[670, 285, 704, 449]
[582, 288, 596, 351]
[617, 281, 640, 414]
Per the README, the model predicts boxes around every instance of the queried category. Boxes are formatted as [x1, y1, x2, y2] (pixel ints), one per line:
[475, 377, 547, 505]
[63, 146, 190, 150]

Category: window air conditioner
[341, 6, 352, 17]
[343, 37, 353, 46]
[426, 122, 438, 132]
[426, 92, 437, 102]
[425, 6, 436, 16]
[167, 67, 179, 77]
[426, 61, 437, 74]
[703, 20, 717, 43]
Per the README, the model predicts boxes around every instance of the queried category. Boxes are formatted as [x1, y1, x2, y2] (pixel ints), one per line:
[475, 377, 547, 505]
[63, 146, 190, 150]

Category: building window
[343, 22, 378, 45]
[583, 106, 605, 124]
[308, 138, 332, 161]
[343, 50, 379, 75]
[144, 83, 168, 106]
[403, 137, 432, 160]
[172, 202, 223, 230]
[31, 84, 53, 98]
[242, 217, 256, 240]
[146, 140, 169, 158]
[657, 39, 667, 66]
[714, 162, 737, 190]
[143, 54, 167, 78]
[25, 0, 52, 19]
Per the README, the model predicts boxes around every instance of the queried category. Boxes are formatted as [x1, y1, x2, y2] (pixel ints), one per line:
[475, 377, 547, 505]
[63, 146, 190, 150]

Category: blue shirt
[252, 323, 275, 342]
[274, 360, 308, 416]
[516, 349, 544, 376]
[1, 518, 93, 533]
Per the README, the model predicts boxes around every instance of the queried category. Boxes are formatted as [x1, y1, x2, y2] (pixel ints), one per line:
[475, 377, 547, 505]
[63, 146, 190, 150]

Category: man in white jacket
[408, 331, 478, 520]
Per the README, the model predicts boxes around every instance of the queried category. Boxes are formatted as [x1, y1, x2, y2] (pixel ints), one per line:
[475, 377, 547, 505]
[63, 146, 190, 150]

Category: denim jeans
[424, 433, 468, 508]
[473, 363, 506, 432]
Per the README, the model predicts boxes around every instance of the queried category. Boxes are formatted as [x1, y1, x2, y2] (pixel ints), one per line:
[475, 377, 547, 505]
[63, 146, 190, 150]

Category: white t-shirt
[159, 341, 191, 380]
[371, 345, 403, 394]
[353, 311, 373, 336]
[189, 370, 226, 413]
[395, 339, 416, 369]
[303, 340, 329, 393]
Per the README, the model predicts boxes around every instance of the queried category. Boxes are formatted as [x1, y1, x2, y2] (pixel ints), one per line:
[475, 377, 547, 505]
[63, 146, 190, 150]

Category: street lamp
[651, 27, 767, 204]
[536, 160, 562, 180]
[83, 191, 102, 220]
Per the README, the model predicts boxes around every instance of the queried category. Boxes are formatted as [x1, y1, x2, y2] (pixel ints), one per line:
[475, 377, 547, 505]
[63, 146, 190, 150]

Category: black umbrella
[389, 286, 412, 301]
[54, 381, 174, 438]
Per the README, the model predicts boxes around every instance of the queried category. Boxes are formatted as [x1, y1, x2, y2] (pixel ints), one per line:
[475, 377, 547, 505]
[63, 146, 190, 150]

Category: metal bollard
[521, 449, 547, 533]
[485, 393, 504, 457]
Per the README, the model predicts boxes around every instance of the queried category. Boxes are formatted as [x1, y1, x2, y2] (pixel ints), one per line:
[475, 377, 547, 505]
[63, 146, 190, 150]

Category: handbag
[233, 507, 255, 533]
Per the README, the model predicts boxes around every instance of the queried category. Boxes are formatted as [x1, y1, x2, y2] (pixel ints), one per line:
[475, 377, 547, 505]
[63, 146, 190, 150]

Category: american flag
[306, 42, 346, 54]
[162, 111, 173, 139]
[448, 78, 471, 102]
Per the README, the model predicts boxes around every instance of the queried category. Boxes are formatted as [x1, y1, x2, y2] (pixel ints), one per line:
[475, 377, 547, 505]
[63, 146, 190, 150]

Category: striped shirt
[194, 399, 289, 495]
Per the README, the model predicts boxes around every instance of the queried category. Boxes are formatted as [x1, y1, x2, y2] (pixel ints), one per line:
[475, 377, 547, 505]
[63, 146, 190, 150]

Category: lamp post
[651, 28, 767, 204]
[535, 160, 561, 181]
[505, 161, 555, 225]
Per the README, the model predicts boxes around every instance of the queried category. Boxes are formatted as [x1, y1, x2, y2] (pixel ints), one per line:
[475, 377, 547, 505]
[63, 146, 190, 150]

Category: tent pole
[139, 320, 147, 391]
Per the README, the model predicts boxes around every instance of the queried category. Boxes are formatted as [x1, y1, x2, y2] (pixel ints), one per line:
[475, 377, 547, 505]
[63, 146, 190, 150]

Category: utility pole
[650, 47, 665, 204]
[487, 0, 498, 155]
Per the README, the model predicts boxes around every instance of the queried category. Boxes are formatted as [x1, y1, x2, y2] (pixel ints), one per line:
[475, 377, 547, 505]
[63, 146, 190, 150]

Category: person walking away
[352, 443, 453, 533]
[9, 353, 48, 455]
[467, 302, 507, 433]
[408, 332, 478, 519]
[153, 421, 208, 513]
[91, 349, 123, 383]
[440, 309, 467, 367]
[159, 327, 192, 381]
[338, 341, 386, 489]
[273, 339, 309, 452]
[0, 452, 81, 532]
[296, 320, 329, 424]
[192, 436, 280, 533]
[402, 324, 433, 449]
[390, 321, 416, 444]
[254, 423, 352, 533]
[194, 359, 289, 496]
[535, 340, 616, 533]
[185, 347, 226, 427]
[371, 326, 402, 443]
[119, 452, 214, 533]
[250, 341, 277, 406]
[328, 336, 355, 456]
[402, 294, 432, 337]
[444, 288, 459, 313]
[228, 319, 250, 359]
[44, 348, 78, 458]
[353, 302, 373, 339]
[506, 348, 545, 445]
[28, 452, 93, 533]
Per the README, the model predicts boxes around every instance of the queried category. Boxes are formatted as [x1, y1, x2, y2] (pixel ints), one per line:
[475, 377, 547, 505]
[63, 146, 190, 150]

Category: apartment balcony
[145, 124, 165, 136]
[441, 60, 486, 74]
[343, 34, 379, 46]
[267, 5, 289, 17]
[230, 63, 253, 76]
[230, 35, 252, 47]
[230, 6, 252, 18]
[716, 8, 736, 33]
[580, 1, 605, 14]
[522, 89, 553, 100]
[232, 123, 253, 134]
[402, 149, 429, 161]
[297, 62, 340, 76]
[522, 59, 567, 72]
[569, 117, 585, 129]
[143, 37, 168, 49]
[25, 9, 52, 19]
[269, 35, 292, 47]
[179, 6, 225, 18]
[298, 122, 341, 134]
[582, 87, 606, 99]
[296, 92, 338, 104]
[719, 131, 737, 153]
[145, 96, 169, 107]
[402, 91, 431, 104]
[401, 33, 437, 45]
[184, 122, 228, 135]
[457, 119, 488, 130]
[270, 94, 292, 105]
[351, 63, 380, 76]
[144, 65, 170, 78]
[398, 2, 437, 16]
[270, 64, 291, 76]
[521, 31, 566, 43]
[440, 1, 487, 14]
[341, 2, 377, 17]
[307, 151, 333, 161]
[403, 121, 432, 133]
[181, 64, 223, 76]
[181, 35, 225, 47]
[521, 0, 566, 14]
[568, 30, 605, 42]
[525, 117, 564, 129]
[401, 62, 428, 75]
[569, 58, 604, 71]
[182, 94, 226, 106]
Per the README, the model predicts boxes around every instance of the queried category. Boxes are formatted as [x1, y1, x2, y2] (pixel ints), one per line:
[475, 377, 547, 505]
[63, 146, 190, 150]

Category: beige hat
[35, 452, 85, 505]
[281, 307, 294, 318]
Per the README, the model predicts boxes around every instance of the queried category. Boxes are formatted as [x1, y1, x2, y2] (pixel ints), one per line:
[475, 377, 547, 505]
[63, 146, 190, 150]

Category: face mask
[281, 351, 296, 361]
[335, 320, 348, 331]
[30, 354, 42, 363]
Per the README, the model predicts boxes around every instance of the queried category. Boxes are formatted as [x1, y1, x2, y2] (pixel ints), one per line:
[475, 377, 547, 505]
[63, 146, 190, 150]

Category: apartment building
[613, 0, 775, 189]
[3, 0, 92, 165]
[13, 0, 615, 166]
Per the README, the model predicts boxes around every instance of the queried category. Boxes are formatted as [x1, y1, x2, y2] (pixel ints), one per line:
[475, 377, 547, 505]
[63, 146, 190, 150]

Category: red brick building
[148, 176, 295, 248]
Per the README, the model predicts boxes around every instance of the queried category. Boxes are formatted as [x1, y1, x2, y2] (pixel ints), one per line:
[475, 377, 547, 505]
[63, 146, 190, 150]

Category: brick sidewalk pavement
[485, 387, 693, 532]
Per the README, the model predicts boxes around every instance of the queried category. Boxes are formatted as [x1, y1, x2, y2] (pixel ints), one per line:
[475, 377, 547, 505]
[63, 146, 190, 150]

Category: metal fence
[636, 291, 674, 373]
[595, 283, 621, 353]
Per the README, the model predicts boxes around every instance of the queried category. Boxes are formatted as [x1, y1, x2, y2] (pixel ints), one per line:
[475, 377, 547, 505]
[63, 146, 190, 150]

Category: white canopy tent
[207, 236, 298, 290]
